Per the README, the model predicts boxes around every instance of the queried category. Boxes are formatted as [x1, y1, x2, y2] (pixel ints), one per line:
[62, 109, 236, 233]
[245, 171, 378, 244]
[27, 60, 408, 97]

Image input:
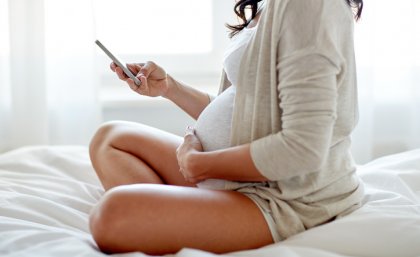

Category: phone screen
[95, 40, 141, 86]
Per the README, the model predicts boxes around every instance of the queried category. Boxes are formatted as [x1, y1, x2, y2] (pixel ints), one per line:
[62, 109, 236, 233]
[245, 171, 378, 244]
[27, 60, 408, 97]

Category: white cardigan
[217, 0, 364, 239]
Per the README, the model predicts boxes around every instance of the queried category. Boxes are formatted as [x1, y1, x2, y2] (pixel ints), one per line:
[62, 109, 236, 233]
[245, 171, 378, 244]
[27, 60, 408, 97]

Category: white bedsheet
[0, 146, 419, 257]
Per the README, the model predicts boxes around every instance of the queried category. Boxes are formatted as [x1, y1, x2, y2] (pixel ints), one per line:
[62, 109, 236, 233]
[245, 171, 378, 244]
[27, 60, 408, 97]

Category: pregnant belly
[194, 86, 236, 190]
[194, 86, 236, 152]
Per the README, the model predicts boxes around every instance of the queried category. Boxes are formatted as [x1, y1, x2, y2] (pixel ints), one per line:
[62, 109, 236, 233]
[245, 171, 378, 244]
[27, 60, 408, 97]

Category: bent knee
[89, 121, 131, 164]
[90, 121, 120, 151]
[89, 187, 133, 253]
[89, 185, 163, 253]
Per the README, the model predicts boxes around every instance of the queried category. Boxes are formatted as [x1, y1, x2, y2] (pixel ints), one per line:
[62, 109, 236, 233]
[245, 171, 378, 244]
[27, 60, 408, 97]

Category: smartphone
[95, 40, 141, 86]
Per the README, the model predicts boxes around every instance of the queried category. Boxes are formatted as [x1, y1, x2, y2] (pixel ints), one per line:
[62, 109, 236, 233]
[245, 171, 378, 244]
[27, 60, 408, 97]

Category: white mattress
[0, 146, 419, 257]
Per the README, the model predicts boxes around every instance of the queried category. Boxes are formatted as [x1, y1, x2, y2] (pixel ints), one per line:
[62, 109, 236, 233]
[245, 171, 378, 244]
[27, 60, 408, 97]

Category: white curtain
[351, 0, 420, 163]
[0, 0, 101, 152]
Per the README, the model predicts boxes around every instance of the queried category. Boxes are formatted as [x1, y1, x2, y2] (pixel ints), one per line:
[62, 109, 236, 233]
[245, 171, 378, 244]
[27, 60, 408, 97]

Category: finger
[126, 64, 143, 87]
[183, 132, 203, 152]
[187, 177, 198, 184]
[176, 144, 185, 164]
[179, 169, 190, 182]
[126, 63, 140, 75]
[115, 67, 129, 80]
[136, 76, 149, 94]
[138, 61, 157, 78]
[183, 134, 198, 148]
[127, 79, 139, 92]
[110, 62, 117, 72]
[136, 62, 146, 67]
[139, 75, 147, 86]
[179, 168, 193, 182]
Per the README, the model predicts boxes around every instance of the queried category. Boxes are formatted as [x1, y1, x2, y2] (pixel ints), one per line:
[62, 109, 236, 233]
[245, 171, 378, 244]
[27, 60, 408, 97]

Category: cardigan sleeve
[250, 0, 349, 181]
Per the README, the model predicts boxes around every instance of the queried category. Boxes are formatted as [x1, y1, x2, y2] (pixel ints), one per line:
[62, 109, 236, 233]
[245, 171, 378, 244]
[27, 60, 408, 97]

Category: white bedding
[0, 146, 419, 257]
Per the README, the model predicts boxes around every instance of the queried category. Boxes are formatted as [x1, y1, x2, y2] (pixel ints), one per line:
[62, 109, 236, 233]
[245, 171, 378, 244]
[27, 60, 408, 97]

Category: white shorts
[245, 194, 282, 243]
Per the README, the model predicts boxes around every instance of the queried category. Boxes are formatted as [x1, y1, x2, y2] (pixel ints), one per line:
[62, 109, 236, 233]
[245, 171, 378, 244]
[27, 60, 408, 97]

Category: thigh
[103, 121, 194, 187]
[90, 184, 274, 255]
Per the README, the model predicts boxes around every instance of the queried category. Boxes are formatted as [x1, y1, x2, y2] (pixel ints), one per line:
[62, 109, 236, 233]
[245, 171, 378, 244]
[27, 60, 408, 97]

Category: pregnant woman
[89, 0, 364, 255]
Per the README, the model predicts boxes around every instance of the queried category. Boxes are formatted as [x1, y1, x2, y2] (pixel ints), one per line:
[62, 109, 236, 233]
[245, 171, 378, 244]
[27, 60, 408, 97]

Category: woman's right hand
[110, 61, 171, 97]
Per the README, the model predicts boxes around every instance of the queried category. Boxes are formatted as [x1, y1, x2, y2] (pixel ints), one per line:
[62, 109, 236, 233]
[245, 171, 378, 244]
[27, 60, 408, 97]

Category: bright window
[94, 0, 212, 55]
[93, 0, 233, 90]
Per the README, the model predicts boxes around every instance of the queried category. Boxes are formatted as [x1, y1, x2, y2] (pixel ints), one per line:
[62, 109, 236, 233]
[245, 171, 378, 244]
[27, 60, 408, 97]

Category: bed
[0, 145, 419, 257]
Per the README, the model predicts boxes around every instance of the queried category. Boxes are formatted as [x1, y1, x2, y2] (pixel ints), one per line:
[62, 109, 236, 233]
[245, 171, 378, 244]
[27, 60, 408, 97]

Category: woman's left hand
[176, 126, 205, 184]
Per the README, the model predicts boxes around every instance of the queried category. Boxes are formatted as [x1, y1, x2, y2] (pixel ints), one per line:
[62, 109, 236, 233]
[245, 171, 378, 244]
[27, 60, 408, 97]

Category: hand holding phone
[95, 40, 141, 86]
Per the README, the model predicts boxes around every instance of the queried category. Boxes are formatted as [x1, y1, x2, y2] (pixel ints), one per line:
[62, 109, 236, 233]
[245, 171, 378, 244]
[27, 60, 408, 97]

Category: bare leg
[89, 184, 274, 255]
[89, 121, 195, 190]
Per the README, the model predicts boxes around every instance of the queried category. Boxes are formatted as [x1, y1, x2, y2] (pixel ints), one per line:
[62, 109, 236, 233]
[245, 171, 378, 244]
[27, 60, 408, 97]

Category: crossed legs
[89, 121, 273, 255]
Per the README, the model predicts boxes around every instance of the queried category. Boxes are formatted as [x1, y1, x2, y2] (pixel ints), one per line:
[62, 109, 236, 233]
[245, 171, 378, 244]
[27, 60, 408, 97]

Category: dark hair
[227, 0, 364, 37]
[226, 0, 264, 38]
[346, 0, 363, 21]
